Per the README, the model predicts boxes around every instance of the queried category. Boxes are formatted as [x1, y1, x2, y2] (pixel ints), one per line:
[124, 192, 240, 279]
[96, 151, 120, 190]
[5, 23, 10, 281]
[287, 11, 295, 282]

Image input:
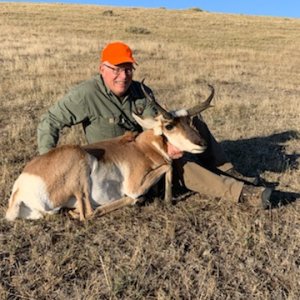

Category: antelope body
[5, 84, 214, 221]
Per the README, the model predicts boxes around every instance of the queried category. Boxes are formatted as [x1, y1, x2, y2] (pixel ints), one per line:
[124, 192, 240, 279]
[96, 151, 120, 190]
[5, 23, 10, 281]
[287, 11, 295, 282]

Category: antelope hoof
[68, 209, 81, 220]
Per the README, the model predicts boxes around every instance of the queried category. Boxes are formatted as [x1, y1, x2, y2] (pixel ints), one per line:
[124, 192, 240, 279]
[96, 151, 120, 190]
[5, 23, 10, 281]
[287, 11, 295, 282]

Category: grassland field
[0, 3, 299, 299]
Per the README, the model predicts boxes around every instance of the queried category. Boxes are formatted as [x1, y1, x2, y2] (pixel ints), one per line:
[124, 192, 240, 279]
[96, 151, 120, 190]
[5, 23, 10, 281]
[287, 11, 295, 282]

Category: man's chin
[113, 86, 129, 97]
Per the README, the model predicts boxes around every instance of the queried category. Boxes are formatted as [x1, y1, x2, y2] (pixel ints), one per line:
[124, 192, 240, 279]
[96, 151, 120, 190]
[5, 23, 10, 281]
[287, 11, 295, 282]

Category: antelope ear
[132, 113, 157, 129]
[132, 113, 163, 135]
[153, 126, 163, 136]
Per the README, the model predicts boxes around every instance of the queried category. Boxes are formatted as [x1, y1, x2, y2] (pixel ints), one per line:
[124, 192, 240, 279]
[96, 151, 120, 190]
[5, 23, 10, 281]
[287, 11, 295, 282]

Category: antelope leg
[164, 166, 173, 202]
[126, 164, 171, 197]
[94, 196, 138, 217]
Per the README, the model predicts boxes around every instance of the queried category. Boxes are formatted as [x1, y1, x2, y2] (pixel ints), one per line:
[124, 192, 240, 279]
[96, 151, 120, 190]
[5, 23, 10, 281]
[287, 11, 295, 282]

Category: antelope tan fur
[5, 84, 214, 221]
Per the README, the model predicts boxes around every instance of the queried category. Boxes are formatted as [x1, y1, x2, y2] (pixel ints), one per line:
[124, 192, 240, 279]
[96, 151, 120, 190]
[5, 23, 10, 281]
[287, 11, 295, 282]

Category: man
[37, 41, 272, 207]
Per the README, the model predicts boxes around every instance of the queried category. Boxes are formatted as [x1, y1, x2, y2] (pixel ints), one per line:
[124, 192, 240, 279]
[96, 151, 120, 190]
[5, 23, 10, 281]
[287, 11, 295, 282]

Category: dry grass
[0, 3, 300, 299]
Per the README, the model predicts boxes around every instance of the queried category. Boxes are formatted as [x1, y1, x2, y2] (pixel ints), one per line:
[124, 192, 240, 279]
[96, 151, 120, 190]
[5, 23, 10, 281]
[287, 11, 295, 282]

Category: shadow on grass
[221, 130, 300, 208]
[221, 130, 299, 176]
[268, 190, 300, 208]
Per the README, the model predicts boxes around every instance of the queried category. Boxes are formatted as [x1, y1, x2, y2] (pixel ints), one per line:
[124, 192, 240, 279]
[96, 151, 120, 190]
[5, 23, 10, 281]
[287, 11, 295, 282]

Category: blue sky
[4, 0, 300, 18]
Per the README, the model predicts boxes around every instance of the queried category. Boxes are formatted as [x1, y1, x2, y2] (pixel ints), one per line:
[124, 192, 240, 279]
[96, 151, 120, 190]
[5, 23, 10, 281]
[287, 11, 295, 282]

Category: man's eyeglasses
[103, 64, 135, 76]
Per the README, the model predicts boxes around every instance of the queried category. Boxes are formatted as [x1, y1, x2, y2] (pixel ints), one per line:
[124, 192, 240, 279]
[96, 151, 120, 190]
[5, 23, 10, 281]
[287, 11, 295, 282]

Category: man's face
[100, 62, 134, 97]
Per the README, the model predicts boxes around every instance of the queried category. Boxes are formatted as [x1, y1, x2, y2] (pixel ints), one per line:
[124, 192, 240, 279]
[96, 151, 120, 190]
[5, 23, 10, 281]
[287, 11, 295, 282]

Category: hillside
[0, 3, 299, 299]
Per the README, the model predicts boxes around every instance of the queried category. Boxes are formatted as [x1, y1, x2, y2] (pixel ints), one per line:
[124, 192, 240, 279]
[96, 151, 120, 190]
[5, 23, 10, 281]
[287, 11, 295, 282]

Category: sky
[3, 0, 300, 19]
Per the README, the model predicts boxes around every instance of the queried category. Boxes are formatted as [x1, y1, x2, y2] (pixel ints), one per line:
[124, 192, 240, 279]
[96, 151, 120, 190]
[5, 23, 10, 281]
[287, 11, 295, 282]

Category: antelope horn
[187, 84, 215, 116]
[141, 79, 173, 120]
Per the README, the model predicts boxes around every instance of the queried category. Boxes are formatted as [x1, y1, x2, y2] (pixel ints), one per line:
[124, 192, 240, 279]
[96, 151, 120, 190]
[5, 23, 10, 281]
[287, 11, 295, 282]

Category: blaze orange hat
[101, 42, 137, 65]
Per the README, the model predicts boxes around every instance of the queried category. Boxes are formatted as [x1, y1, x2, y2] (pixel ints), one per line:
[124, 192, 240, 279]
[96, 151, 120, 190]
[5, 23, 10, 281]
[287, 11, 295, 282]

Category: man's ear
[132, 113, 163, 135]
[99, 63, 103, 74]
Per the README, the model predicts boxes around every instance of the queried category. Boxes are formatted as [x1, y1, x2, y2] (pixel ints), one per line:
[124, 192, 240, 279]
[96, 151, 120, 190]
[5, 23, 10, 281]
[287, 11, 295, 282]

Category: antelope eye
[165, 124, 174, 131]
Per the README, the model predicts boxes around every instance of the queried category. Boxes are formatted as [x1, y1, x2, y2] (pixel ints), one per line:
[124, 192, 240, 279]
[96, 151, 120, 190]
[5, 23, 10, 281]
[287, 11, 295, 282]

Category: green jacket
[37, 75, 160, 154]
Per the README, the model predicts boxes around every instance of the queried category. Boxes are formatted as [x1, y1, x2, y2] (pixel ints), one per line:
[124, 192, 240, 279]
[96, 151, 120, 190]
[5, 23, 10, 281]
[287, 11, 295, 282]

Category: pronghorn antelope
[5, 84, 214, 221]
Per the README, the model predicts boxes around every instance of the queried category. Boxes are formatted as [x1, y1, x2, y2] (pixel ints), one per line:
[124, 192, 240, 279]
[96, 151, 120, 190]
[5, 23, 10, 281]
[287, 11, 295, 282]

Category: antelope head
[133, 81, 215, 156]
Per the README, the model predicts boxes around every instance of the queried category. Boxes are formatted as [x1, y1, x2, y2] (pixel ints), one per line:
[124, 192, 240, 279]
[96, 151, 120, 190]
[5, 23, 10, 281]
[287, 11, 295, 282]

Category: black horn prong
[141, 79, 173, 120]
[187, 84, 215, 116]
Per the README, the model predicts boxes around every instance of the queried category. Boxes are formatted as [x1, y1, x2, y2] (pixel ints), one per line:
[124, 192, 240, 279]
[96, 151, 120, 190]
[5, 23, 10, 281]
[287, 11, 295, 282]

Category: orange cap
[101, 42, 137, 65]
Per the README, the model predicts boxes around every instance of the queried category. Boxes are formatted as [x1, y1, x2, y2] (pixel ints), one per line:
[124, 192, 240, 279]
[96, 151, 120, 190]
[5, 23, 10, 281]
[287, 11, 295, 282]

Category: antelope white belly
[90, 162, 125, 206]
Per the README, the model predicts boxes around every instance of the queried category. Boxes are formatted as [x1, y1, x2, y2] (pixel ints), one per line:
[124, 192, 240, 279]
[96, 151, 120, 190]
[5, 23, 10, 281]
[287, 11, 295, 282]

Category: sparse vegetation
[0, 3, 299, 299]
[189, 7, 204, 12]
[126, 26, 151, 35]
[102, 10, 114, 16]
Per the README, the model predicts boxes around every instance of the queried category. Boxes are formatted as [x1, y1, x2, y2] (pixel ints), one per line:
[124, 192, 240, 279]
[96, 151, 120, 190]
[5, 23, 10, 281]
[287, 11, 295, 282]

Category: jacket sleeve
[37, 88, 89, 154]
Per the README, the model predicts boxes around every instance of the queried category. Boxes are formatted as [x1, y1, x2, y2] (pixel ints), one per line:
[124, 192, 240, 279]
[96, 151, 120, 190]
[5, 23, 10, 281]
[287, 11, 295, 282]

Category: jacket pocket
[86, 115, 125, 143]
